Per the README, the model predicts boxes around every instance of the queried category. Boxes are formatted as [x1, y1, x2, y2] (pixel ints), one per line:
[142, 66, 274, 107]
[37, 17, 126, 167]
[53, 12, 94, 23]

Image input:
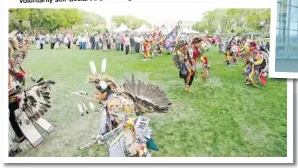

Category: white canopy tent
[188, 29, 199, 34]
[180, 28, 199, 34]
[113, 23, 130, 33]
[180, 28, 190, 34]
[133, 24, 151, 33]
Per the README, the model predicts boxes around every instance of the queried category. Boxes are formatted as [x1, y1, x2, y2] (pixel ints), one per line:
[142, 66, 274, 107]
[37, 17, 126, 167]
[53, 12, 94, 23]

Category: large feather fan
[172, 53, 184, 69]
[121, 74, 172, 113]
[172, 40, 189, 69]
[20, 78, 55, 123]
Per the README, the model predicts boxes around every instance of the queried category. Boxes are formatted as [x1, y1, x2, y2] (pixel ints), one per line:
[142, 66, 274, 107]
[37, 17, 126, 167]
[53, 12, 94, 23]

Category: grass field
[17, 45, 287, 157]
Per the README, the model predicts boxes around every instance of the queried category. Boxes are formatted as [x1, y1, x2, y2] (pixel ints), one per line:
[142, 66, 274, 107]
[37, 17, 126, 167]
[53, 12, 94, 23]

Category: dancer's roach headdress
[88, 59, 121, 94]
[191, 37, 203, 45]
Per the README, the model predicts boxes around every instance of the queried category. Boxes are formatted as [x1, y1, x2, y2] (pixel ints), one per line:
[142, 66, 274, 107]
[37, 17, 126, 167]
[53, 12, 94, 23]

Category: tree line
[192, 9, 271, 36]
[9, 8, 151, 34]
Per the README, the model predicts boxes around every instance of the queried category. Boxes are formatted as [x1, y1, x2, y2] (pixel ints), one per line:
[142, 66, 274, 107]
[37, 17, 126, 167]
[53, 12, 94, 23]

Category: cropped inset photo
[274, 0, 298, 74]
[8, 5, 288, 159]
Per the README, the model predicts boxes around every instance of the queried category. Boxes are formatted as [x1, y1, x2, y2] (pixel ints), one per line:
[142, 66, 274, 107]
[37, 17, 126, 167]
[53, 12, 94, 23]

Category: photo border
[2, 0, 293, 163]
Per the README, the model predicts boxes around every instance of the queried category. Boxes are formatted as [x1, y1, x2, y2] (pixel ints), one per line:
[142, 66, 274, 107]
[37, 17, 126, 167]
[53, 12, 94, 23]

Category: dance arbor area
[18, 45, 287, 157]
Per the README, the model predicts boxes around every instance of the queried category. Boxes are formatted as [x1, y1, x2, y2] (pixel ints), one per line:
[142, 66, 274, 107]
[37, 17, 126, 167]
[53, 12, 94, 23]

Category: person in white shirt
[36, 34, 40, 50]
[95, 34, 100, 50]
[80, 35, 87, 50]
[64, 35, 69, 49]
[39, 34, 45, 50]
[134, 35, 141, 53]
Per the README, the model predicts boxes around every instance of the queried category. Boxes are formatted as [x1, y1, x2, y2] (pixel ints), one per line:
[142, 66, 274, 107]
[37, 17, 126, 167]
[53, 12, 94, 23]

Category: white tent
[188, 29, 199, 34]
[133, 24, 151, 33]
[114, 23, 130, 33]
[180, 28, 190, 34]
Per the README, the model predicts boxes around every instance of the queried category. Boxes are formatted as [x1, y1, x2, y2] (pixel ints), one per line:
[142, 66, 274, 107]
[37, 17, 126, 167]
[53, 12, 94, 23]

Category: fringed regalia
[191, 37, 210, 81]
[223, 39, 238, 67]
[200, 56, 210, 81]
[141, 37, 150, 61]
[242, 42, 267, 87]
[73, 59, 172, 157]
[8, 30, 55, 156]
[151, 26, 164, 56]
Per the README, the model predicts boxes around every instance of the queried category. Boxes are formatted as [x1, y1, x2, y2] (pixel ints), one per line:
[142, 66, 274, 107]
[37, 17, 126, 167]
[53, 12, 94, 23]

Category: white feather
[89, 102, 99, 112]
[101, 58, 107, 74]
[82, 103, 88, 111]
[78, 104, 84, 115]
[89, 61, 97, 76]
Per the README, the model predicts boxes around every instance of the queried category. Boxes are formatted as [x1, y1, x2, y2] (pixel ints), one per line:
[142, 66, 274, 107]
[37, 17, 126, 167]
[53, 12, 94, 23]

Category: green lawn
[18, 45, 287, 157]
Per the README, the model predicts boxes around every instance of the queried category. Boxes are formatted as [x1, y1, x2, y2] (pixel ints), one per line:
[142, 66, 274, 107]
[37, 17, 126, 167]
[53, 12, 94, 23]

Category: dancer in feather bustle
[72, 59, 172, 157]
[173, 38, 202, 92]
[8, 30, 55, 156]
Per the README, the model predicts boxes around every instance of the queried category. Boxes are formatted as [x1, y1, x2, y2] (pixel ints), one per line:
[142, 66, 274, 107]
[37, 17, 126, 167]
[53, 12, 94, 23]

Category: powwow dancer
[8, 30, 55, 156]
[173, 40, 197, 92]
[141, 36, 151, 61]
[200, 56, 210, 81]
[71, 59, 172, 157]
[152, 26, 165, 56]
[223, 37, 238, 67]
[242, 42, 267, 87]
[190, 37, 211, 81]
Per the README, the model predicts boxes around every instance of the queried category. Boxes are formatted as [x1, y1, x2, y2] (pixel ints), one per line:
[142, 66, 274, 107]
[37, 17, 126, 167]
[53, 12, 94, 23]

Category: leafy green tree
[192, 21, 208, 33]
[111, 15, 151, 29]
[192, 8, 271, 35]
[81, 11, 106, 29]
[9, 8, 84, 33]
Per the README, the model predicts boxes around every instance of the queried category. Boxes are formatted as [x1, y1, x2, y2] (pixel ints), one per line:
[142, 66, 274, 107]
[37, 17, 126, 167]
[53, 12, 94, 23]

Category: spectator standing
[90, 34, 95, 50]
[50, 34, 55, 49]
[102, 34, 108, 51]
[55, 34, 60, 49]
[35, 34, 40, 50]
[130, 35, 135, 54]
[121, 34, 124, 51]
[80, 35, 87, 50]
[95, 34, 100, 50]
[99, 34, 103, 50]
[135, 35, 141, 53]
[124, 34, 130, 55]
[64, 35, 69, 49]
[107, 34, 111, 50]
[115, 34, 122, 51]
[40, 34, 45, 50]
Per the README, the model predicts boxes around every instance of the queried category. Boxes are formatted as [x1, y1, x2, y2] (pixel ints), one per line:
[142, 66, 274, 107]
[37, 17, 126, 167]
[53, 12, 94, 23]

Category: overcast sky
[81, 3, 216, 25]
[80, 0, 271, 26]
